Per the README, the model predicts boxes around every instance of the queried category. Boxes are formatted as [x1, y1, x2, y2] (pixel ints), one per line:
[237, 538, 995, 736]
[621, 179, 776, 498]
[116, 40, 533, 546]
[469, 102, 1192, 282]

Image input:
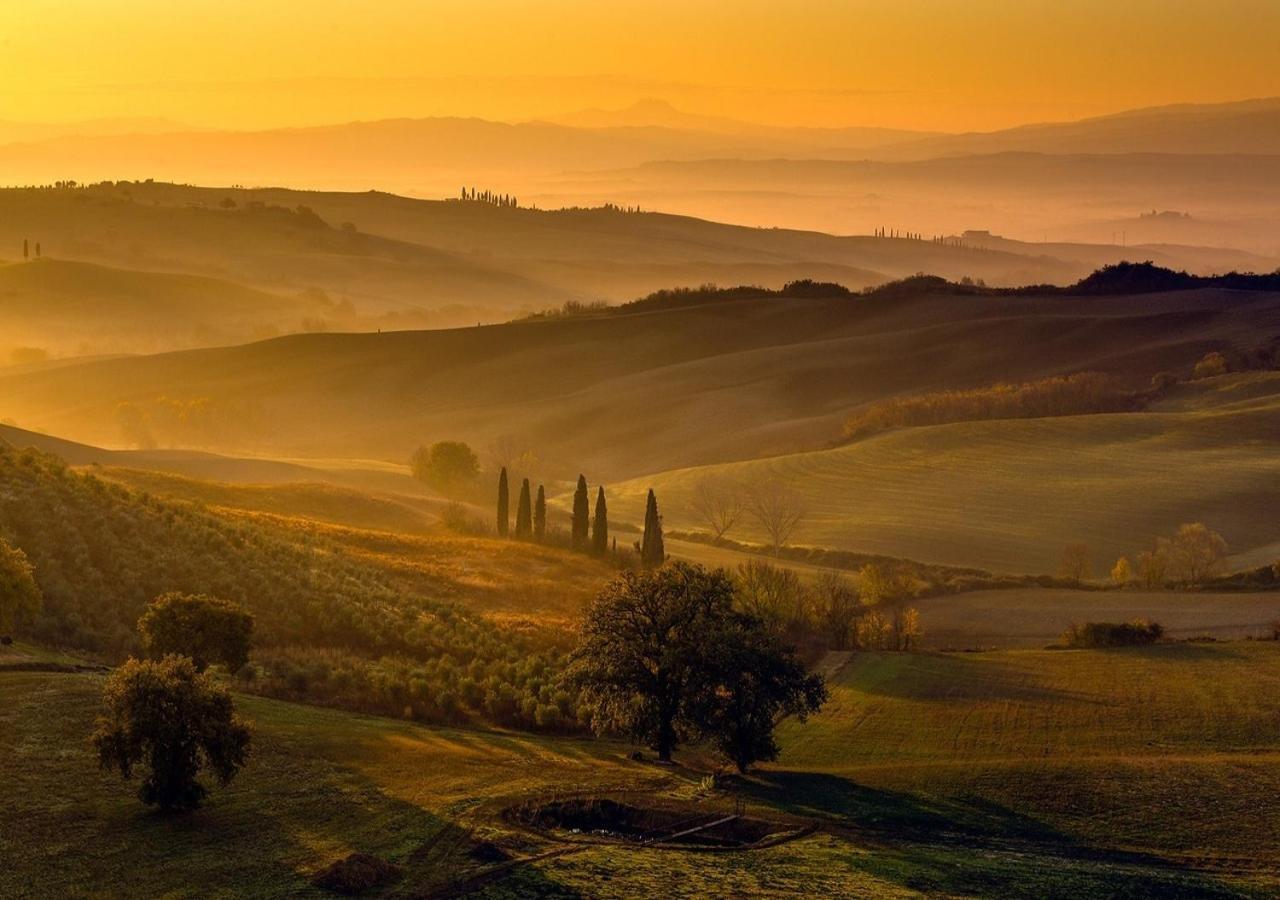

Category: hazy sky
[2, 0, 1278, 131]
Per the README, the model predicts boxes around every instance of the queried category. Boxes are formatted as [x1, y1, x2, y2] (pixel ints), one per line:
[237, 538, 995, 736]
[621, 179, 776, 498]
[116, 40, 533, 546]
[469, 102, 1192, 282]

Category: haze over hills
[543, 98, 934, 147]
[0, 260, 313, 357]
[880, 97, 1280, 160]
[2, 179, 1274, 363]
[3, 275, 1276, 473]
[10, 5, 1280, 896]
[4, 98, 1280, 247]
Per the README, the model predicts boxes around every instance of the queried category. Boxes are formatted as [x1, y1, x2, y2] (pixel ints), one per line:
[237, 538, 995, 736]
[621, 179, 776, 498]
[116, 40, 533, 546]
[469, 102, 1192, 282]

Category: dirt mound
[311, 852, 402, 895]
[508, 797, 786, 848]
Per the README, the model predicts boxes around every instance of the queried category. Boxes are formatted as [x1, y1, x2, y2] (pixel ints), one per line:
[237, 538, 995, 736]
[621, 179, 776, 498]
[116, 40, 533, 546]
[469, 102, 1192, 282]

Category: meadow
[5, 642, 1278, 897]
[609, 373, 1280, 574]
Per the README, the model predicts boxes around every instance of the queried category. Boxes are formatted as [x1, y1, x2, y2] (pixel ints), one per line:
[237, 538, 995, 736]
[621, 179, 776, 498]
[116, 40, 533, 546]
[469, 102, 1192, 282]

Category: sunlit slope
[1, 287, 1276, 478]
[774, 646, 1280, 864]
[609, 373, 1280, 573]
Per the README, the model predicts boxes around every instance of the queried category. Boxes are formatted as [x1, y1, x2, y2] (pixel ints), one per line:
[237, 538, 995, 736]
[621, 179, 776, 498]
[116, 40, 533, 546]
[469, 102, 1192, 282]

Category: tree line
[1061, 522, 1232, 589]
[459, 187, 518, 207]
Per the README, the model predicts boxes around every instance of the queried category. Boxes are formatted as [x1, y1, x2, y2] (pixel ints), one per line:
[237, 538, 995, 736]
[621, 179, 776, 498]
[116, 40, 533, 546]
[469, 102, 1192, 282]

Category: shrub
[1192, 351, 1228, 380]
[843, 372, 1140, 442]
[1062, 620, 1164, 648]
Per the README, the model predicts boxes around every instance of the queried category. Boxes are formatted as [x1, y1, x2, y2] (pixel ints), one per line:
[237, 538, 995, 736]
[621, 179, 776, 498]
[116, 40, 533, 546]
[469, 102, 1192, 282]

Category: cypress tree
[591, 486, 608, 556]
[640, 489, 665, 567]
[22, 239, 28, 260]
[571, 475, 590, 551]
[515, 479, 532, 539]
[534, 485, 546, 542]
[496, 467, 509, 537]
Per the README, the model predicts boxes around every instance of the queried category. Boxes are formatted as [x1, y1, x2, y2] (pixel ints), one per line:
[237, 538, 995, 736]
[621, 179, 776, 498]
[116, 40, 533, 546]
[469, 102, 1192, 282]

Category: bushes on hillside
[0, 537, 41, 640]
[732, 559, 921, 652]
[1063, 620, 1164, 648]
[0, 446, 579, 732]
[842, 372, 1142, 442]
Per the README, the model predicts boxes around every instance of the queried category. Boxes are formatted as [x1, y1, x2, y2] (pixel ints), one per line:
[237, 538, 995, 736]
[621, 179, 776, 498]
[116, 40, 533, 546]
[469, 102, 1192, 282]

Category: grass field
[5, 642, 1279, 897]
[611, 373, 1280, 574]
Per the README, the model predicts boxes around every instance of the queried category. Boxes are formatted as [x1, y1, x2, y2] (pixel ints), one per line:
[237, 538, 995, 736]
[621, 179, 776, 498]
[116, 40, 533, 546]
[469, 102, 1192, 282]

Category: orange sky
[2, 0, 1278, 132]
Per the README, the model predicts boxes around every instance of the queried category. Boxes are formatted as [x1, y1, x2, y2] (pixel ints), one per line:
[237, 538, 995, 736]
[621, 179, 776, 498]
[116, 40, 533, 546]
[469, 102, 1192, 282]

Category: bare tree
[810, 570, 860, 650]
[690, 475, 746, 542]
[1166, 522, 1228, 585]
[1058, 543, 1092, 582]
[485, 433, 539, 483]
[746, 479, 808, 555]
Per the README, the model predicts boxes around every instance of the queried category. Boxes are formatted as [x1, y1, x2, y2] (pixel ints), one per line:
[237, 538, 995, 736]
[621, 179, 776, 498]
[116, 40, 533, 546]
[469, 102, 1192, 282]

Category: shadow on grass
[735, 770, 1252, 899]
[850, 652, 1106, 704]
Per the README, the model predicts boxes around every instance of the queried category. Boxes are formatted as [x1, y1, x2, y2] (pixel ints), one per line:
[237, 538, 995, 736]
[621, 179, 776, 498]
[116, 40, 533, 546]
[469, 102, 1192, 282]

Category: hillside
[0, 444, 612, 728]
[4, 100, 1280, 249]
[0, 186, 572, 329]
[0, 259, 316, 357]
[575, 153, 1280, 251]
[882, 97, 1280, 159]
[5, 643, 1278, 897]
[2, 279, 1277, 478]
[608, 372, 1280, 573]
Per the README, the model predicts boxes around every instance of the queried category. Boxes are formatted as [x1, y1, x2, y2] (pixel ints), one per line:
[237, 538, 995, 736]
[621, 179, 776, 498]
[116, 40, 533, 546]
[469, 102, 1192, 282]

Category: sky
[1, 0, 1278, 132]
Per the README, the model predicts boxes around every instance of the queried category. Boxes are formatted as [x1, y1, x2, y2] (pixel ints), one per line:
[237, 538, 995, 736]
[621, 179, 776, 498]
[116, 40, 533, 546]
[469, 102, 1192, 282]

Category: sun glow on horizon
[1, 0, 1277, 133]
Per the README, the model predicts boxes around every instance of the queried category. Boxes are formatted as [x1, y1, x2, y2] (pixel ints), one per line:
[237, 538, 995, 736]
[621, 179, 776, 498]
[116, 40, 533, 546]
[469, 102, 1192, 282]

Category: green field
[6, 642, 1279, 897]
[611, 373, 1280, 574]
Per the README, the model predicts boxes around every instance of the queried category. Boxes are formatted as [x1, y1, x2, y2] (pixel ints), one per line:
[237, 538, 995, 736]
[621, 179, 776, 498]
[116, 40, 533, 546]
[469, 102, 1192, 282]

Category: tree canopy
[515, 478, 533, 540]
[0, 536, 41, 638]
[592, 486, 608, 556]
[571, 562, 825, 769]
[138, 592, 254, 672]
[640, 489, 665, 567]
[92, 655, 252, 811]
[496, 467, 509, 537]
[571, 475, 590, 551]
[410, 442, 480, 495]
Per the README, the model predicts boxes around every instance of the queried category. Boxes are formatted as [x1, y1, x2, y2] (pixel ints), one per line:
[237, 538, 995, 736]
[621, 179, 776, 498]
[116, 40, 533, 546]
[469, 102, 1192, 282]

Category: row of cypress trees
[496, 469, 665, 566]
[496, 468, 546, 542]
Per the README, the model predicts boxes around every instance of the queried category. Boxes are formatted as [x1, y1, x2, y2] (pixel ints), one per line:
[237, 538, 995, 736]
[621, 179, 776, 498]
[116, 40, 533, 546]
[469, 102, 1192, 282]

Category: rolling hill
[608, 372, 1280, 573]
[2, 181, 1272, 365]
[5, 642, 1279, 897]
[1, 279, 1276, 474]
[0, 259, 314, 357]
[881, 97, 1280, 160]
[4, 98, 1279, 248]
[561, 153, 1280, 251]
